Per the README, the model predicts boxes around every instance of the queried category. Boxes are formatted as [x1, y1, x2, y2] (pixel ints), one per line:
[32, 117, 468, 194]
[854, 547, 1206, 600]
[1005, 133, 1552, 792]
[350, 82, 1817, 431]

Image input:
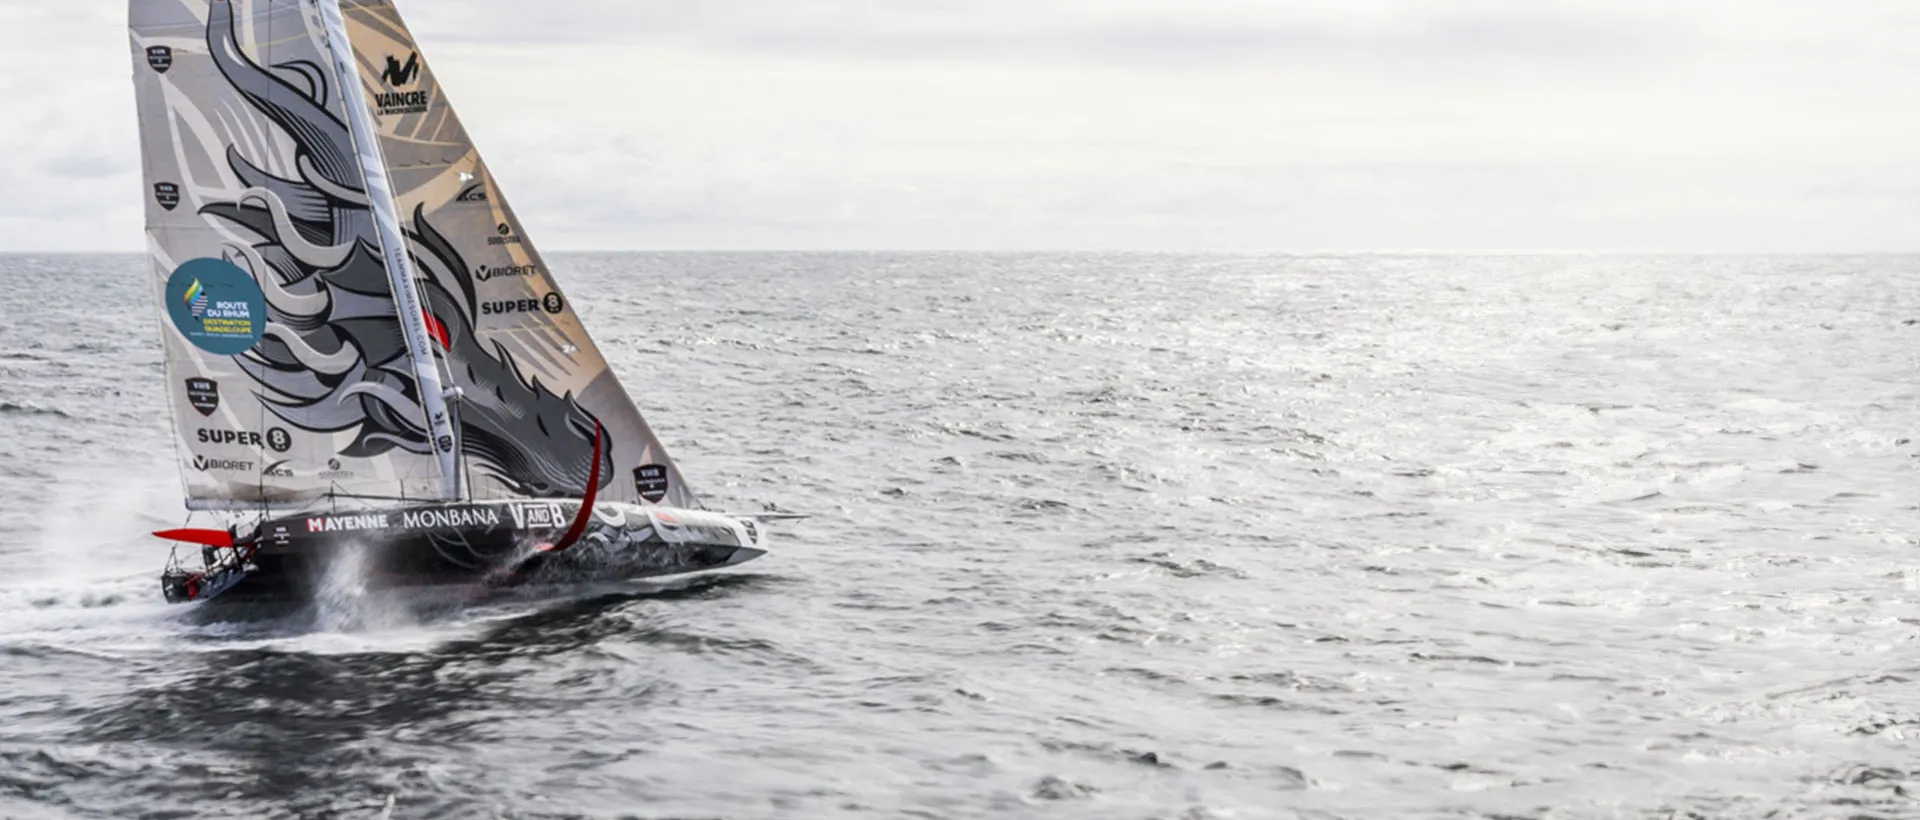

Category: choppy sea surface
[1, 252, 1917, 819]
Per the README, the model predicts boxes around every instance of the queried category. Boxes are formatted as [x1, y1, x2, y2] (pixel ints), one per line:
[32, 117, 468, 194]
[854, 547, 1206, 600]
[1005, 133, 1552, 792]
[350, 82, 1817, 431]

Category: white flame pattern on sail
[130, 0, 449, 509]
[336, 0, 700, 508]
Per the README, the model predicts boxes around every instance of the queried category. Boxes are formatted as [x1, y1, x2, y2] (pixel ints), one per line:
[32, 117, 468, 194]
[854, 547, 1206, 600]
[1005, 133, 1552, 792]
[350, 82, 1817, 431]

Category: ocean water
[0, 251, 1917, 819]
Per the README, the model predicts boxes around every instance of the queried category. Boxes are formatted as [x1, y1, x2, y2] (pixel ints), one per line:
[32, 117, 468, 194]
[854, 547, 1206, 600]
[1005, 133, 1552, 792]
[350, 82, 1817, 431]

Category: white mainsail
[133, 0, 701, 511]
[131, 0, 450, 509]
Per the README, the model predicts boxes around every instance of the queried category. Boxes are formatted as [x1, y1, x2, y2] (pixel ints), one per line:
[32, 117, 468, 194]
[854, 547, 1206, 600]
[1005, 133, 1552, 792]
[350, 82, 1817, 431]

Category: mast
[313, 0, 461, 501]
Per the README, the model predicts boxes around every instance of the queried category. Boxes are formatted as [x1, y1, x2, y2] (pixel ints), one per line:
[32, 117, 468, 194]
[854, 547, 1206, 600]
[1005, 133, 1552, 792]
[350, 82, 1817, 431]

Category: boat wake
[0, 541, 770, 665]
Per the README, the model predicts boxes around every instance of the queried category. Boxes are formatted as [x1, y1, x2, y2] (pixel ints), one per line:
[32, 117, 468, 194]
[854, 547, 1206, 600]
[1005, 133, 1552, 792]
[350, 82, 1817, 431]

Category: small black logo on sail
[381, 52, 421, 86]
[154, 182, 181, 211]
[456, 182, 489, 203]
[634, 464, 670, 503]
[374, 51, 430, 115]
[487, 223, 524, 246]
[193, 454, 253, 473]
[480, 294, 565, 316]
[185, 378, 218, 416]
[147, 46, 173, 73]
[476, 263, 539, 282]
[320, 457, 354, 480]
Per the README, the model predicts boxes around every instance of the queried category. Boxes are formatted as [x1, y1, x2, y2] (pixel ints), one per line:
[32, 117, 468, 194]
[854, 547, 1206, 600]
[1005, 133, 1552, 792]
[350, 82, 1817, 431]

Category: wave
[0, 402, 72, 419]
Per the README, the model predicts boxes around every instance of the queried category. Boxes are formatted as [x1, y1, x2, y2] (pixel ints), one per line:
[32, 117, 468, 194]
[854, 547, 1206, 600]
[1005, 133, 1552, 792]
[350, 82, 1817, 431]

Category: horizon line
[4, 248, 1919, 256]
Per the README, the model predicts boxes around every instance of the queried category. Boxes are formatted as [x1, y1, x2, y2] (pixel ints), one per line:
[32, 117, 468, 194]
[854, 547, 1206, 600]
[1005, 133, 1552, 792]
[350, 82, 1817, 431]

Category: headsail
[130, 0, 451, 509]
[335, 0, 700, 508]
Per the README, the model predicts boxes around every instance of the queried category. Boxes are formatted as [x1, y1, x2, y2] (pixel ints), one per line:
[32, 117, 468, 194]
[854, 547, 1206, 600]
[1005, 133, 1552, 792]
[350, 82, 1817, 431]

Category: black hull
[163, 501, 766, 605]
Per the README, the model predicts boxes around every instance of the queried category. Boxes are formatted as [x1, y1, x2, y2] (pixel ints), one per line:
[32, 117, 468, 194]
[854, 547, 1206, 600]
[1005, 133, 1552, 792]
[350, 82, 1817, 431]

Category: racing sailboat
[130, 0, 776, 603]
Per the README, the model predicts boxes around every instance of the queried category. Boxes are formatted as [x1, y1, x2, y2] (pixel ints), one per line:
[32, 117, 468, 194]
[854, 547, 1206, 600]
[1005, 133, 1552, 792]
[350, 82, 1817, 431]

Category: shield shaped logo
[185, 378, 218, 416]
[634, 464, 670, 503]
[147, 46, 173, 73]
[153, 182, 180, 211]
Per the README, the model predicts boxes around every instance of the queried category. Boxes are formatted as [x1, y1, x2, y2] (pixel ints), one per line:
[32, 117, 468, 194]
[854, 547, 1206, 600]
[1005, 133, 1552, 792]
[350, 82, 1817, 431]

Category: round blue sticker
[165, 258, 266, 355]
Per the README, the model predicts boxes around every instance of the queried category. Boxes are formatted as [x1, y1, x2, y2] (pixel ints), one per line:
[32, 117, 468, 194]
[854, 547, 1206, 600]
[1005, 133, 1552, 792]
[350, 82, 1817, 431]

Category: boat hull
[167, 501, 766, 604]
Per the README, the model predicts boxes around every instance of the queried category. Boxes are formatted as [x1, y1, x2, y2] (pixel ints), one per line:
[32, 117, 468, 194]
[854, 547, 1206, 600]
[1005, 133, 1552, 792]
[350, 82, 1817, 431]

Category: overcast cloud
[4, 1, 1916, 251]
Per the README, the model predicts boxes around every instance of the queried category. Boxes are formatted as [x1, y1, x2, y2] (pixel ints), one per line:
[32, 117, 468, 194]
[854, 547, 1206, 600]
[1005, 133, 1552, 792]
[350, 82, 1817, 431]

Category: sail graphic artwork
[130, 0, 778, 603]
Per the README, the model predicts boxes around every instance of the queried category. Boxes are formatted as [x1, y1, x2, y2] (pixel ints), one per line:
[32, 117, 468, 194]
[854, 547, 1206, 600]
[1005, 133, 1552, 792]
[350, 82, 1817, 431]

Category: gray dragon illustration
[197, 0, 611, 498]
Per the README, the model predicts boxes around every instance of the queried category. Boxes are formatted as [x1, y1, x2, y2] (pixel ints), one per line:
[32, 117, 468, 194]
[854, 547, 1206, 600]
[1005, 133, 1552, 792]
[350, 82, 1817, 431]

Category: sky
[3, 0, 1917, 252]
